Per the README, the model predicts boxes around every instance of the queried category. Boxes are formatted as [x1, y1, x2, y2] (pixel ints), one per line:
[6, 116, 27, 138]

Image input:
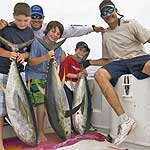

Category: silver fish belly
[72, 77, 92, 134]
[45, 60, 71, 140]
[5, 61, 37, 146]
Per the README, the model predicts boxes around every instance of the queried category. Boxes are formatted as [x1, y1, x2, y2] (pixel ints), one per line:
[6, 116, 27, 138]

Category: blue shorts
[102, 55, 150, 86]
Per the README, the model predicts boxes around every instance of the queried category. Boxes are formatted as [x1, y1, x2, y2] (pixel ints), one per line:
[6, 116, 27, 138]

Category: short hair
[44, 21, 64, 38]
[13, 2, 30, 17]
[75, 41, 90, 52]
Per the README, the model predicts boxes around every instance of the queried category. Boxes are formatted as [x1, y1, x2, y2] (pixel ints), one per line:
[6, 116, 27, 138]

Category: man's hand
[92, 25, 106, 33]
[0, 19, 9, 30]
[80, 59, 91, 69]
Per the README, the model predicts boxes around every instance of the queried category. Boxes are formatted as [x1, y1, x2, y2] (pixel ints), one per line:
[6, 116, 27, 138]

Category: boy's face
[75, 48, 89, 59]
[14, 15, 31, 30]
[46, 27, 61, 42]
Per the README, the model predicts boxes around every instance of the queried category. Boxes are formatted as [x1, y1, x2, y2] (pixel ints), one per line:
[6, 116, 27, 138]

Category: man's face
[101, 6, 118, 25]
[46, 27, 61, 42]
[14, 15, 31, 30]
[30, 14, 44, 30]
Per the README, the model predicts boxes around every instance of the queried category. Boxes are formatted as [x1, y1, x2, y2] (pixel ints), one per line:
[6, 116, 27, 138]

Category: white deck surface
[56, 140, 125, 150]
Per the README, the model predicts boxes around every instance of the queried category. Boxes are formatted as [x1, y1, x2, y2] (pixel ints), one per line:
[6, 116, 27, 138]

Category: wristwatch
[92, 25, 96, 31]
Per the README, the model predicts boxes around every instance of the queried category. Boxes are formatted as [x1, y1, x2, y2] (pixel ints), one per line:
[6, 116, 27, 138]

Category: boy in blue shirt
[25, 21, 64, 143]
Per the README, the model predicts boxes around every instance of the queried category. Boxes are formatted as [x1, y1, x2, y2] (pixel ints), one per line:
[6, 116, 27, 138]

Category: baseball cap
[31, 5, 44, 17]
[99, 0, 115, 11]
[76, 41, 90, 52]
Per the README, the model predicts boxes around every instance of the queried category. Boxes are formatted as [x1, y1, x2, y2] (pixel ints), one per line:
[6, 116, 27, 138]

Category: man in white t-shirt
[0, 5, 105, 37]
[84, 0, 150, 146]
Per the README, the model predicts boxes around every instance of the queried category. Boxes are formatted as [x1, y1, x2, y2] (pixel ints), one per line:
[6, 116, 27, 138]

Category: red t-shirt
[59, 55, 81, 82]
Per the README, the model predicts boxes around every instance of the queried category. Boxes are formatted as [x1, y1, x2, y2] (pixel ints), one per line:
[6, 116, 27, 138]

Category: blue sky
[1, 0, 150, 58]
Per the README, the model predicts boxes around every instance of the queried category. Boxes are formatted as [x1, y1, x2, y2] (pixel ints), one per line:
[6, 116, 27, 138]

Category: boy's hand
[17, 53, 26, 64]
[78, 70, 88, 78]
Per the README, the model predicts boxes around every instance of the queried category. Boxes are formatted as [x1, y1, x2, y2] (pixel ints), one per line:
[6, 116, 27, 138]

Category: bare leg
[142, 60, 150, 75]
[0, 117, 5, 150]
[95, 68, 137, 145]
[94, 68, 124, 116]
[36, 104, 47, 143]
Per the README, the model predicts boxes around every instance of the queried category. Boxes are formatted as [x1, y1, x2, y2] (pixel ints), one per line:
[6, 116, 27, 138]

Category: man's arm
[0, 19, 9, 30]
[81, 58, 111, 68]
[62, 24, 105, 38]
[90, 58, 111, 66]
[0, 19, 105, 37]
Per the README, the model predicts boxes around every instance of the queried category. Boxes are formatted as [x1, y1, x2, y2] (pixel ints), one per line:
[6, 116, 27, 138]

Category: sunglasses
[31, 15, 42, 19]
[101, 8, 114, 16]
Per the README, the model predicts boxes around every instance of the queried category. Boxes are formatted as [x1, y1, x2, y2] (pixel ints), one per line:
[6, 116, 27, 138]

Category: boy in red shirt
[59, 41, 90, 110]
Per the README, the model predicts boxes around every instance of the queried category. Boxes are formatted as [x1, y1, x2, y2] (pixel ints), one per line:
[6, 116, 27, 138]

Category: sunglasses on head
[31, 15, 42, 19]
[101, 7, 114, 17]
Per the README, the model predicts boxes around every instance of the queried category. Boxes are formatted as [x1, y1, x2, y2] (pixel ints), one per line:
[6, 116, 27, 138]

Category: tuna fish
[0, 36, 37, 146]
[71, 56, 92, 134]
[72, 75, 92, 134]
[36, 37, 71, 140]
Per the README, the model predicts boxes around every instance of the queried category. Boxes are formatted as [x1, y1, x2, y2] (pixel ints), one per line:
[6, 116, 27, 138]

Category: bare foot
[0, 146, 5, 150]
[38, 132, 47, 143]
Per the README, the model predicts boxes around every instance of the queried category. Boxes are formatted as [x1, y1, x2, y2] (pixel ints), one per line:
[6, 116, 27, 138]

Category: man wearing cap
[86, 0, 150, 146]
[30, 5, 105, 37]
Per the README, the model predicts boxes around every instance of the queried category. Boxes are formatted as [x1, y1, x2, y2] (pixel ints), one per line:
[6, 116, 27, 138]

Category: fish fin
[36, 36, 66, 51]
[36, 36, 51, 50]
[0, 36, 34, 52]
[0, 36, 14, 49]
[17, 39, 34, 50]
[61, 68, 66, 86]
[35, 80, 45, 95]
[27, 76, 31, 91]
[0, 83, 5, 92]
[64, 102, 82, 117]
[71, 55, 81, 63]
[5, 117, 12, 126]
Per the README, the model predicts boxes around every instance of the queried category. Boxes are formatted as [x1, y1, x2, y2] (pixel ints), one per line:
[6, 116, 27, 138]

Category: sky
[1, 0, 150, 58]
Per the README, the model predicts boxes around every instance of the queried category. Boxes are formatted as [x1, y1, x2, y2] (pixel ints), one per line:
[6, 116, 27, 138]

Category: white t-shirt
[102, 19, 150, 60]
[32, 23, 47, 37]
[33, 23, 93, 38]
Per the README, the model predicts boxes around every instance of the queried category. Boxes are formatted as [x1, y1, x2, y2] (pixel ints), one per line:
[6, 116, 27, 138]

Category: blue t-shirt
[25, 37, 62, 80]
[0, 23, 34, 74]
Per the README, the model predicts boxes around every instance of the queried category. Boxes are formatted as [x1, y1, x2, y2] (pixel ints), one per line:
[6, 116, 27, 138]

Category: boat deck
[4, 131, 150, 150]
[4, 132, 105, 150]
